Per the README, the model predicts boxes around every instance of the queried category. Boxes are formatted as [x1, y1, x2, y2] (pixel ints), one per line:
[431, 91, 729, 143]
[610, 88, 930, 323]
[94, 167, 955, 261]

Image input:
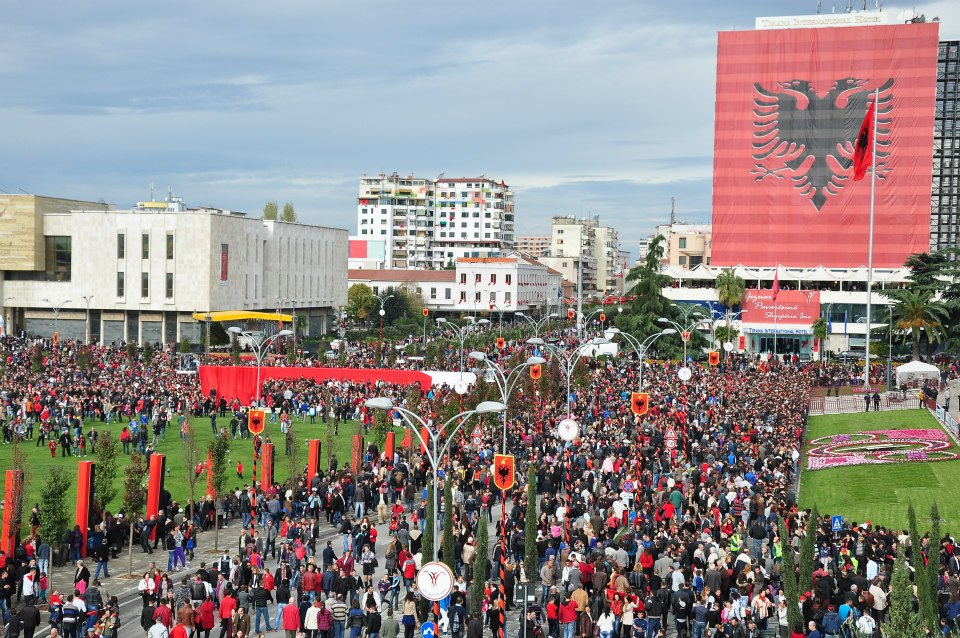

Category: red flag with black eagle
[853, 100, 876, 182]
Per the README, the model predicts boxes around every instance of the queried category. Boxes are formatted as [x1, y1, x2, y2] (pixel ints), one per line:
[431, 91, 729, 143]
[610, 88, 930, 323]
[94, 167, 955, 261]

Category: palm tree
[715, 267, 746, 348]
[811, 317, 827, 360]
[886, 289, 949, 361]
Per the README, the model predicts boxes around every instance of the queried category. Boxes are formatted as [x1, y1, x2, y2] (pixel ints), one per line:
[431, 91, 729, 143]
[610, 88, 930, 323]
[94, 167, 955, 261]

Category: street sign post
[831, 515, 843, 533]
[621, 480, 635, 493]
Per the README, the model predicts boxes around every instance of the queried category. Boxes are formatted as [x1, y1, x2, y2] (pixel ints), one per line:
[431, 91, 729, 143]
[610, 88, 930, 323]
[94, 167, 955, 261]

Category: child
[237, 462, 244, 479]
[38, 572, 48, 603]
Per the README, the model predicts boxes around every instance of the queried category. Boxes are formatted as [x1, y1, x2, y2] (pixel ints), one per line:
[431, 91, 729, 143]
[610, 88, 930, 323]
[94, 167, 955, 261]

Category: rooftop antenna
[817, 0, 822, 13]
[845, 0, 853, 12]
[670, 196, 676, 226]
[150, 181, 154, 201]
[168, 186, 173, 201]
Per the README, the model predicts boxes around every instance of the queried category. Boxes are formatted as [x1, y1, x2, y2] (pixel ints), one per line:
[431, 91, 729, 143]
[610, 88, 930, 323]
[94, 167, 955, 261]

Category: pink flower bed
[806, 428, 959, 470]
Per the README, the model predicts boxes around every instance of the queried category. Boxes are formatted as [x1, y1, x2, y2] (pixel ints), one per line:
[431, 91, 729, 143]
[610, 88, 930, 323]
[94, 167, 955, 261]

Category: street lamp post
[81, 295, 94, 344]
[606, 328, 676, 389]
[437, 317, 488, 379]
[468, 352, 546, 452]
[365, 397, 506, 564]
[227, 327, 293, 406]
[42, 298, 71, 344]
[526, 337, 610, 419]
[658, 305, 710, 363]
[376, 293, 394, 362]
[516, 312, 559, 338]
[887, 305, 894, 391]
[489, 304, 506, 337]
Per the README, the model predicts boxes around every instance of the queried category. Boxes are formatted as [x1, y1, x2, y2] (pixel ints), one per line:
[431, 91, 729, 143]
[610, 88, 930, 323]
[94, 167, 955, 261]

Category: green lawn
[799, 409, 960, 533]
[0, 415, 387, 520]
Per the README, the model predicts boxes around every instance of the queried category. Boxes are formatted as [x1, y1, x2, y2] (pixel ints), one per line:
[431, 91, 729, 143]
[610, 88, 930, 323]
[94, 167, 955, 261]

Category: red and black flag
[853, 100, 876, 182]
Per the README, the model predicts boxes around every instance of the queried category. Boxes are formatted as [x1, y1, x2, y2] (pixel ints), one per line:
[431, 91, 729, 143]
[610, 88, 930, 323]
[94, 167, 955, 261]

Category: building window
[475, 273, 482, 283]
[117, 272, 125, 298]
[679, 255, 687, 266]
[489, 292, 496, 303]
[166, 234, 174, 259]
[505, 292, 512, 304]
[505, 274, 512, 285]
[141, 233, 149, 259]
[474, 292, 481, 303]
[460, 291, 467, 302]
[679, 237, 687, 249]
[460, 273, 467, 284]
[445, 288, 452, 300]
[430, 288, 437, 299]
[141, 272, 149, 298]
[165, 273, 174, 298]
[44, 236, 72, 282]
[117, 233, 125, 259]
[490, 274, 497, 284]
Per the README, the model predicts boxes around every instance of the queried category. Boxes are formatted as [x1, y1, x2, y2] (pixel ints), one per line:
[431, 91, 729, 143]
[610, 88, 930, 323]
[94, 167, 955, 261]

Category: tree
[441, 479, 455, 574]
[183, 427, 203, 523]
[470, 515, 490, 614]
[263, 201, 279, 220]
[38, 466, 71, 595]
[281, 202, 297, 222]
[422, 483, 435, 563]
[716, 267, 746, 348]
[778, 519, 803, 631]
[886, 543, 926, 638]
[285, 424, 302, 489]
[142, 341, 155, 364]
[208, 434, 230, 550]
[811, 317, 828, 357]
[798, 506, 818, 594]
[122, 453, 148, 575]
[924, 502, 944, 632]
[883, 288, 949, 361]
[524, 466, 539, 584]
[179, 338, 191, 354]
[93, 431, 119, 512]
[347, 284, 377, 325]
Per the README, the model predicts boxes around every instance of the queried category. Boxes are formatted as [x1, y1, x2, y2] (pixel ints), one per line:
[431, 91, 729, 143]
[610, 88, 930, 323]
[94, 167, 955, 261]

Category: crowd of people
[0, 331, 956, 638]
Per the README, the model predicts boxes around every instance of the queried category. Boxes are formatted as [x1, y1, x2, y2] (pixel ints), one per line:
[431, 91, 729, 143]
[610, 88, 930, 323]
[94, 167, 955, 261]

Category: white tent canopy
[895, 360, 941, 386]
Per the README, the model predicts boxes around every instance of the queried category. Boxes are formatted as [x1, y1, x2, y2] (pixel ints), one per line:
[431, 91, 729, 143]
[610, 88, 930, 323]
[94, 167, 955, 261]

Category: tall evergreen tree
[778, 519, 803, 631]
[798, 506, 818, 594]
[422, 483, 435, 562]
[442, 479, 455, 574]
[924, 503, 944, 631]
[886, 544, 926, 638]
[469, 518, 490, 614]
[524, 466, 539, 583]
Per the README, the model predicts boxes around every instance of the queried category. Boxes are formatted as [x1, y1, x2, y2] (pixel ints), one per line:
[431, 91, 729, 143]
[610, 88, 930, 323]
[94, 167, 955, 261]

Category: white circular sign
[416, 561, 455, 601]
[723, 341, 734, 352]
[454, 381, 468, 395]
[677, 366, 692, 381]
[557, 418, 580, 442]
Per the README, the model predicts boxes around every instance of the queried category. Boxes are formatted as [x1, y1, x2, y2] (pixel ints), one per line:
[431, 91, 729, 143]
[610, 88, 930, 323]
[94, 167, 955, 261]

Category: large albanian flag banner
[711, 23, 939, 268]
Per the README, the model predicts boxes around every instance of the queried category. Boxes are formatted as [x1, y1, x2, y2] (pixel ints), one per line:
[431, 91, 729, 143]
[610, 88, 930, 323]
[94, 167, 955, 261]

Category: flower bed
[806, 428, 960, 470]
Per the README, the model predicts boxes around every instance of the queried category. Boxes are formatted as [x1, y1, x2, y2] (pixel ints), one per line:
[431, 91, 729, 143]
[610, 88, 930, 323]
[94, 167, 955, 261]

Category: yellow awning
[191, 311, 294, 322]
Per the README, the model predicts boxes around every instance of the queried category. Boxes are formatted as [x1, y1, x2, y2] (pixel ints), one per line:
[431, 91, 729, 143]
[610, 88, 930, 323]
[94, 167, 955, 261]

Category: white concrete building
[0, 194, 348, 344]
[355, 174, 515, 269]
[348, 254, 561, 316]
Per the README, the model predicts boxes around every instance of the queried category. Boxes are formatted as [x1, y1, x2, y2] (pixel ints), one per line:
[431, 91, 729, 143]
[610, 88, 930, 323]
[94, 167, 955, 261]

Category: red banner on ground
[199, 366, 433, 403]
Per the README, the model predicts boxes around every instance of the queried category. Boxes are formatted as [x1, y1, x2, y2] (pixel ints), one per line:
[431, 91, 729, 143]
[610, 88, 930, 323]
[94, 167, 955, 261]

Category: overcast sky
[2, 1, 956, 259]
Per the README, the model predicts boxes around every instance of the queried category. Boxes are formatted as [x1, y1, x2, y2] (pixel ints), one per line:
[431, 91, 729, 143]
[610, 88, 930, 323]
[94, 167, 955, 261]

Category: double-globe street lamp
[605, 327, 676, 389]
[364, 397, 506, 563]
[42, 298, 71, 343]
[515, 311, 559, 338]
[526, 336, 610, 420]
[437, 317, 489, 379]
[658, 306, 710, 364]
[227, 327, 293, 405]
[468, 351, 546, 453]
[376, 293, 394, 362]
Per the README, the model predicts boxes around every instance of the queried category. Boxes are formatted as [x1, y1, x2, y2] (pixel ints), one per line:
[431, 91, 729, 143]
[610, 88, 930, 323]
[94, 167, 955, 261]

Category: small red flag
[853, 100, 875, 182]
[772, 269, 780, 301]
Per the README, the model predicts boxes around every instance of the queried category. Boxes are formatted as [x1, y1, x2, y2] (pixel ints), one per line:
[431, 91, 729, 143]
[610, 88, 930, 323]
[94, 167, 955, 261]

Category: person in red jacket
[197, 596, 216, 638]
[218, 592, 237, 638]
[281, 596, 300, 638]
[559, 594, 578, 638]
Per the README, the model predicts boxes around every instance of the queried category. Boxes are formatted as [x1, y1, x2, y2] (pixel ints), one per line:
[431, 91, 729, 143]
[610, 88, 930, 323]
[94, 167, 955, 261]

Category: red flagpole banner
[0, 470, 22, 556]
[307, 440, 323, 482]
[146, 454, 166, 541]
[76, 461, 95, 558]
[711, 23, 939, 268]
[853, 100, 876, 181]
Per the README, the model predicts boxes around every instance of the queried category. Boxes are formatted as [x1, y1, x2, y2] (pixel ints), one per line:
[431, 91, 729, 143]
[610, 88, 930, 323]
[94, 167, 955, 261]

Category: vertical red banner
[307, 439, 323, 481]
[261, 443, 275, 487]
[351, 435, 364, 474]
[76, 461, 95, 558]
[0, 470, 22, 557]
[419, 427, 429, 454]
[384, 431, 396, 463]
[146, 454, 166, 541]
[401, 429, 412, 450]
